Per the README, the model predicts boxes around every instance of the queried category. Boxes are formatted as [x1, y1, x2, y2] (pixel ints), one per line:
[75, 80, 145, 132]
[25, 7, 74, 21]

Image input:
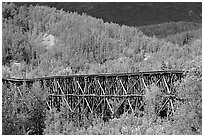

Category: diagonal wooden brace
[119, 79, 134, 113]
[16, 86, 30, 109]
[42, 80, 52, 110]
[56, 81, 73, 112]
[163, 76, 174, 114]
[141, 77, 149, 93]
[114, 98, 126, 113]
[127, 77, 140, 93]
[157, 97, 170, 114]
[128, 81, 140, 94]
[155, 77, 162, 86]
[97, 80, 114, 115]
[76, 81, 93, 114]
[92, 99, 104, 113]
[72, 97, 84, 112]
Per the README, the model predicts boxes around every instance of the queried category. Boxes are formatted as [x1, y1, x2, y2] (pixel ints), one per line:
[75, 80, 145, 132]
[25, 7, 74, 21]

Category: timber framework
[2, 70, 185, 121]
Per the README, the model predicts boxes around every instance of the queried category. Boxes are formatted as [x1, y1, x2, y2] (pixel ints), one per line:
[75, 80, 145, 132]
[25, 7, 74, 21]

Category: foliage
[2, 82, 47, 135]
[172, 55, 202, 134]
[13, 2, 202, 26]
[2, 3, 202, 78]
[165, 29, 201, 46]
[42, 78, 201, 135]
[2, 2, 202, 135]
[139, 21, 201, 39]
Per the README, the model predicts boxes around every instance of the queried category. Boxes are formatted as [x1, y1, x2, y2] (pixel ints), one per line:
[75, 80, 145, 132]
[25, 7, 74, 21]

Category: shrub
[2, 82, 47, 135]
[171, 55, 202, 134]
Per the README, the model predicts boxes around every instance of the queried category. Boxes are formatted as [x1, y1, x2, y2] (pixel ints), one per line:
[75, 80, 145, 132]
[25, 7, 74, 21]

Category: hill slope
[2, 2, 202, 78]
[14, 2, 202, 27]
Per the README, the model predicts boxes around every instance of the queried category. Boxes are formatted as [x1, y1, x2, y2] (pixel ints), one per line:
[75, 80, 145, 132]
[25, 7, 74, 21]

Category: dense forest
[14, 2, 202, 26]
[2, 2, 202, 135]
[2, 2, 202, 78]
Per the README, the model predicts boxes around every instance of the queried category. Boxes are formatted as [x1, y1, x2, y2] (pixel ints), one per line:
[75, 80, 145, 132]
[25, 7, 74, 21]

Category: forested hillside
[138, 22, 201, 38]
[138, 21, 202, 46]
[14, 2, 202, 27]
[2, 2, 202, 135]
[2, 2, 202, 79]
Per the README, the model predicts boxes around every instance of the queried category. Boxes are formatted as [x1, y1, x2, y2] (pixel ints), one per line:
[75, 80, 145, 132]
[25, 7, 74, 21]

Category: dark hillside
[164, 28, 201, 46]
[14, 2, 202, 27]
[138, 21, 201, 39]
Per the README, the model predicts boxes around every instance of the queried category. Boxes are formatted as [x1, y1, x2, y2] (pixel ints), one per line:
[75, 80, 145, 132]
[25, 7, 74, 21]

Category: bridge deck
[2, 70, 184, 82]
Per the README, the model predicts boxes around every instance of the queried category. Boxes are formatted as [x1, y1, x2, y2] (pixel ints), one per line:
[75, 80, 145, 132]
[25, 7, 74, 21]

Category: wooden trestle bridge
[3, 70, 185, 121]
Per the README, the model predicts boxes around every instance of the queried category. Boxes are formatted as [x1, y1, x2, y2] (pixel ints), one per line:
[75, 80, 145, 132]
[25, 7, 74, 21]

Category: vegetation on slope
[2, 82, 47, 135]
[14, 2, 202, 27]
[138, 21, 201, 39]
[164, 28, 201, 46]
[2, 2, 202, 79]
[3, 58, 202, 134]
[2, 2, 202, 135]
